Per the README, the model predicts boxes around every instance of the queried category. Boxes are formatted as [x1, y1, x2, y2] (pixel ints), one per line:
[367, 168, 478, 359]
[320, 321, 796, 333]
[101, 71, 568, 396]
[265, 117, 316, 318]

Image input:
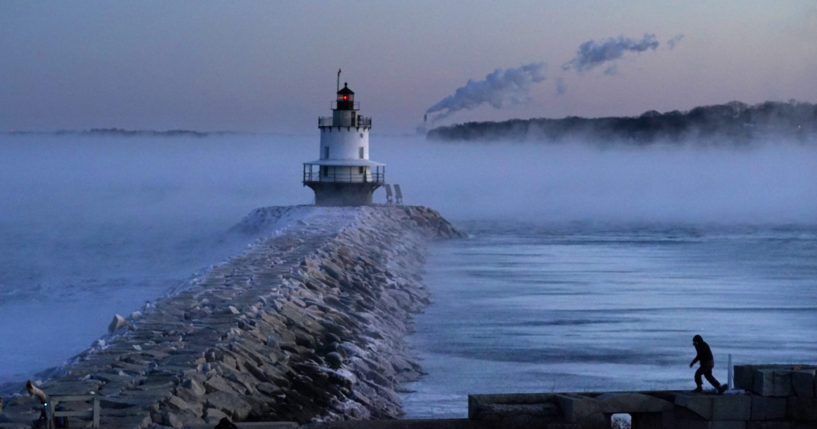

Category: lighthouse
[303, 79, 385, 206]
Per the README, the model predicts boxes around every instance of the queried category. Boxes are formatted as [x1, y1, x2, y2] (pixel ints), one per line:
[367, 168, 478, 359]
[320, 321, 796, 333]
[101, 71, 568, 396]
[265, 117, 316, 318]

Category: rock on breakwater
[0, 205, 462, 428]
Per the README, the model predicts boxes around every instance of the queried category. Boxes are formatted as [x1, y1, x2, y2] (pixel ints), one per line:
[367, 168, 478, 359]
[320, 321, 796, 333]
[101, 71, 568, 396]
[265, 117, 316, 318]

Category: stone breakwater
[0, 205, 462, 428]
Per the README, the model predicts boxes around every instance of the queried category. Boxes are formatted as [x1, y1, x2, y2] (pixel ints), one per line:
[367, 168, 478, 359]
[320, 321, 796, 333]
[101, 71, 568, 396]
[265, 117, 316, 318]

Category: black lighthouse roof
[337, 82, 354, 95]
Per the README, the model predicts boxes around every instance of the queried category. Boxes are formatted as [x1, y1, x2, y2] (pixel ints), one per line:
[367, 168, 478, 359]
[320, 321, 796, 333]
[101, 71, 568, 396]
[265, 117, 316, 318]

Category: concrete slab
[709, 420, 746, 429]
[555, 394, 605, 426]
[790, 370, 814, 398]
[735, 366, 756, 391]
[750, 396, 787, 420]
[467, 393, 563, 428]
[594, 392, 673, 413]
[746, 423, 791, 429]
[711, 395, 752, 420]
[786, 397, 817, 422]
[708, 422, 747, 429]
[675, 393, 714, 419]
[754, 370, 793, 397]
[467, 393, 558, 420]
[631, 412, 667, 428]
[676, 420, 710, 429]
[676, 420, 747, 429]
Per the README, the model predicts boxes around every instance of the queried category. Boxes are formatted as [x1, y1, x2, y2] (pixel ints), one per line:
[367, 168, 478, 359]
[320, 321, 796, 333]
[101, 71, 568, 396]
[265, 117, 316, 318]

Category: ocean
[400, 220, 817, 418]
[1, 133, 816, 412]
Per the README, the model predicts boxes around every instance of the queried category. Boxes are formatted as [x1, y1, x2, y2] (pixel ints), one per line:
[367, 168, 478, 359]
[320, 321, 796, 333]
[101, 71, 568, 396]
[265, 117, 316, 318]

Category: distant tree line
[8, 128, 233, 137]
[426, 100, 817, 144]
[78, 128, 211, 137]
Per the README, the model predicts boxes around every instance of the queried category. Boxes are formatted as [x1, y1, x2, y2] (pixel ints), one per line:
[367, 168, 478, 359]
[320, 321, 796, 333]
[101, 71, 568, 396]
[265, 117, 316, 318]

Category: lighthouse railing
[318, 116, 372, 128]
[303, 164, 384, 184]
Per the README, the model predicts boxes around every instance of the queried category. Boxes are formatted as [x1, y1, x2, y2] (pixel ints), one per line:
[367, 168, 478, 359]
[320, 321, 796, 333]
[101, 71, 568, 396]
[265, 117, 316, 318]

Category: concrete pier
[307, 365, 817, 428]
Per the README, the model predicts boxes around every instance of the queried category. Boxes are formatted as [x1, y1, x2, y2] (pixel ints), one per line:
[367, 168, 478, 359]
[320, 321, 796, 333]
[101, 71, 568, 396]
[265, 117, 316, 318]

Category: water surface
[402, 221, 817, 417]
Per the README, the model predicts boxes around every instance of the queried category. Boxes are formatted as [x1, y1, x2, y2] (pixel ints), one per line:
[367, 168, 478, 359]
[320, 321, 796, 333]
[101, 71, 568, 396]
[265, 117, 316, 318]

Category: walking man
[689, 334, 727, 393]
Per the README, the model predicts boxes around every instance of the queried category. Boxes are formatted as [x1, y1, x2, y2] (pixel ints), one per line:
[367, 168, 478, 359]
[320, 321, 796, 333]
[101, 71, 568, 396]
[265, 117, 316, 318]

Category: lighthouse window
[323, 147, 329, 159]
[359, 147, 364, 159]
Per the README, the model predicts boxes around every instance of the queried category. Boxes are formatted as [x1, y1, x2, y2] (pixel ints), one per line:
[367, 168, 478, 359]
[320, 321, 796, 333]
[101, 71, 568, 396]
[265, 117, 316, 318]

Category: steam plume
[562, 34, 659, 73]
[667, 34, 685, 50]
[426, 62, 546, 123]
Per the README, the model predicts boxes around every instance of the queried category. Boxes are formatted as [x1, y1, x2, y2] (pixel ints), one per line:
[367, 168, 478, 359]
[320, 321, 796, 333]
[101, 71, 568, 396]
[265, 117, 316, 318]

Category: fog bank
[377, 137, 817, 224]
[0, 133, 814, 382]
[3, 133, 814, 231]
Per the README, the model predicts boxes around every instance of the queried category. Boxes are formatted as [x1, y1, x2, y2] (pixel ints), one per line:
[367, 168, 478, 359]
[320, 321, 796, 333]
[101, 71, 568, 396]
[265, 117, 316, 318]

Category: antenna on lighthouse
[337, 68, 341, 92]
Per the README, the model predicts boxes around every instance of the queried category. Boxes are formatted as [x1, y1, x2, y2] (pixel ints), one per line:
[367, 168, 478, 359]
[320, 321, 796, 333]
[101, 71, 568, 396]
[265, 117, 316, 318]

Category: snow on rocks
[0, 205, 461, 428]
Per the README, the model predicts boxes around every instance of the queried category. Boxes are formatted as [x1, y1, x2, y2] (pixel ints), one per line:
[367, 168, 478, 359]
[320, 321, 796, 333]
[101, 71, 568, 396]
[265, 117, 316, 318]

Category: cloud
[426, 62, 546, 123]
[667, 34, 685, 50]
[562, 33, 659, 73]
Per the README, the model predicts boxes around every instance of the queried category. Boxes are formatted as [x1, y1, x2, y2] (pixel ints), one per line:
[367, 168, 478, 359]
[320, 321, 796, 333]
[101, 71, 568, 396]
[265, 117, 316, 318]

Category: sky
[2, 1, 816, 134]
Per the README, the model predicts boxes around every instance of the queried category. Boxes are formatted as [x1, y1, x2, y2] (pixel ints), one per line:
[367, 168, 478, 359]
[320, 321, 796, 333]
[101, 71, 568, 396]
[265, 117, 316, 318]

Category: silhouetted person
[689, 334, 726, 393]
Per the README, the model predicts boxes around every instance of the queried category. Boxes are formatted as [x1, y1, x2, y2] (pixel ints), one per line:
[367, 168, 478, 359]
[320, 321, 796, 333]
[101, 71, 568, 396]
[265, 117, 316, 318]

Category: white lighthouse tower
[303, 78, 385, 206]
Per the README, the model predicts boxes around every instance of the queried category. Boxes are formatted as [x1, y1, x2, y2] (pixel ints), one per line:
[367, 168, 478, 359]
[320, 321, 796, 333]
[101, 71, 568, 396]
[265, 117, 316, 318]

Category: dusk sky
[2, 1, 816, 134]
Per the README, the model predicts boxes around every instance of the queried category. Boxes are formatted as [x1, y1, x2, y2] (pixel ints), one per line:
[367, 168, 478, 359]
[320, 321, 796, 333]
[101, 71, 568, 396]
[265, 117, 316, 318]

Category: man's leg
[694, 367, 704, 390]
[703, 367, 720, 389]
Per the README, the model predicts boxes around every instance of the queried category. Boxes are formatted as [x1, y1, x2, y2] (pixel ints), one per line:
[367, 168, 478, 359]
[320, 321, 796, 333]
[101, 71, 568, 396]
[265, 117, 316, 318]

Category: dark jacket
[691, 338, 714, 366]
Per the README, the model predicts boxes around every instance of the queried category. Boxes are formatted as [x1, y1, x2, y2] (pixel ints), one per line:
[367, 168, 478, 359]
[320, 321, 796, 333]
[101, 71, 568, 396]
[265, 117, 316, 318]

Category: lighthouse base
[305, 182, 381, 206]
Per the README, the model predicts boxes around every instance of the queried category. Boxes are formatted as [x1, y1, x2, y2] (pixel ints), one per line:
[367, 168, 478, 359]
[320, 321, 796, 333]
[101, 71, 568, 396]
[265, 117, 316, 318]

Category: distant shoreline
[2, 128, 318, 138]
[5, 128, 247, 138]
[427, 100, 817, 143]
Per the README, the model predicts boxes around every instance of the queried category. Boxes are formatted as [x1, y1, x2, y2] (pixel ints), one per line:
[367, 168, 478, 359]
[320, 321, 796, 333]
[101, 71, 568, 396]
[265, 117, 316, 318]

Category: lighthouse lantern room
[303, 78, 385, 206]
